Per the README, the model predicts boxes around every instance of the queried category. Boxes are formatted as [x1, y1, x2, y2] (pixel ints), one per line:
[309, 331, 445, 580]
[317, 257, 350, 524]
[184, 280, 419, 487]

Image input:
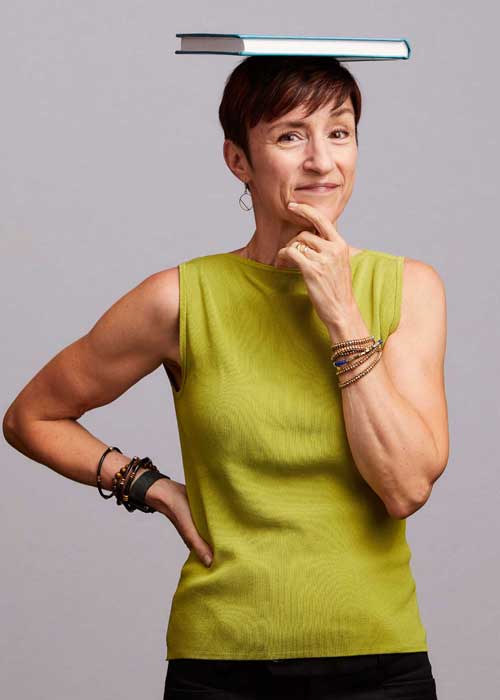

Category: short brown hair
[218, 55, 362, 170]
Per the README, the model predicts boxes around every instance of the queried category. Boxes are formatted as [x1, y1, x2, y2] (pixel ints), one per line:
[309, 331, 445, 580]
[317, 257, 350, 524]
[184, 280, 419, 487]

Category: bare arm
[3, 266, 213, 566]
[326, 258, 449, 520]
[3, 269, 177, 492]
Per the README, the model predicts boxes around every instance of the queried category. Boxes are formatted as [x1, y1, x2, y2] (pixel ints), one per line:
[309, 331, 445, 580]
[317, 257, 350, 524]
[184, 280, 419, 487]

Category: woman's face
[235, 95, 358, 228]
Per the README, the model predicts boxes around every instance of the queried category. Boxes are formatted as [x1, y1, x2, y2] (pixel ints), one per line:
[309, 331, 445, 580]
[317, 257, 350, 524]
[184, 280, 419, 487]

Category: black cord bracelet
[96, 446, 123, 499]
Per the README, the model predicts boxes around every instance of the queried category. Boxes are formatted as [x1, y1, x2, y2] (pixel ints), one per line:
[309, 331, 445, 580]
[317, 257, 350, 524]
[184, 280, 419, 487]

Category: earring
[239, 183, 253, 211]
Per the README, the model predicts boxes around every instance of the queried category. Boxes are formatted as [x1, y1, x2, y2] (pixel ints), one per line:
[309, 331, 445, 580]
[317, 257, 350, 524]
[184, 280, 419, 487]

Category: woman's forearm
[3, 415, 157, 504]
[327, 308, 437, 519]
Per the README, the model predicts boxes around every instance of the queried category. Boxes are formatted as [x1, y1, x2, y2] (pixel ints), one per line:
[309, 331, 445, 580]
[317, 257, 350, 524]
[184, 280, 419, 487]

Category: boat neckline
[218, 249, 369, 273]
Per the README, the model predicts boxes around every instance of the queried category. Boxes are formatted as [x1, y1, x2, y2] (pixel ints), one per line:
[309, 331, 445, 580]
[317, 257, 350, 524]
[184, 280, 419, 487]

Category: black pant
[164, 651, 437, 699]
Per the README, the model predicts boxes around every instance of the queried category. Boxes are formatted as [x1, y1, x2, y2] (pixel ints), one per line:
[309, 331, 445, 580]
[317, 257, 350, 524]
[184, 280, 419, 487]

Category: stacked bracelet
[96, 446, 171, 513]
[331, 335, 384, 389]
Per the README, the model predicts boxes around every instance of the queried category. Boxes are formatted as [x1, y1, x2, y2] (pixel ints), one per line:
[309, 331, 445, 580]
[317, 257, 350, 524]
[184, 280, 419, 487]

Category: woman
[3, 56, 448, 699]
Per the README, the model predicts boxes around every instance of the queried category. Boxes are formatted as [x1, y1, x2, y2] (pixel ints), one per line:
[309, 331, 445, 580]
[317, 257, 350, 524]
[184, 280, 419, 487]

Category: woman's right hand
[144, 475, 214, 568]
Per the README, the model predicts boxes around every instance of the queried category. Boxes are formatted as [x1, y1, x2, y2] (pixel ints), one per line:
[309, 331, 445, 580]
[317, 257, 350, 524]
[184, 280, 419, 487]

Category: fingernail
[288, 202, 298, 208]
[203, 555, 213, 567]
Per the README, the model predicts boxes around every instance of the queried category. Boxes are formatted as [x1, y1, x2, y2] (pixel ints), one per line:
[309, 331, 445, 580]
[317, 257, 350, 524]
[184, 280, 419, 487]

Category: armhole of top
[172, 262, 187, 398]
[388, 255, 404, 336]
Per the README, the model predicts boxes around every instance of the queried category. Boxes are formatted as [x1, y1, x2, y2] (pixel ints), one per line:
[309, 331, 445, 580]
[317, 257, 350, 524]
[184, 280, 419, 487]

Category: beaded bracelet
[338, 350, 382, 388]
[331, 335, 384, 389]
[121, 457, 150, 509]
[96, 448, 170, 514]
[113, 456, 141, 506]
[335, 340, 383, 376]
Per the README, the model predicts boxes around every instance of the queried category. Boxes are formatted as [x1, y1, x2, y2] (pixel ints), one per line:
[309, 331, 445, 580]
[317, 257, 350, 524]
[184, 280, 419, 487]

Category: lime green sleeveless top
[165, 248, 428, 661]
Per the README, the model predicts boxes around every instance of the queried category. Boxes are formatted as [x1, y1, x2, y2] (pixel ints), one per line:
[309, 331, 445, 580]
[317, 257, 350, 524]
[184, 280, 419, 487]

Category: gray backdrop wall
[1, 2, 498, 698]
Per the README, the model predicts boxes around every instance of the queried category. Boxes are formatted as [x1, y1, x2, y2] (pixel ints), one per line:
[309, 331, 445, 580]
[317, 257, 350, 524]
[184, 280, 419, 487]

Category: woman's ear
[223, 139, 251, 185]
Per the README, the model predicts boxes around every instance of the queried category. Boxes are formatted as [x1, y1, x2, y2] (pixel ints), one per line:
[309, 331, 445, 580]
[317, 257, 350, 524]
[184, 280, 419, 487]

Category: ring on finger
[295, 241, 311, 254]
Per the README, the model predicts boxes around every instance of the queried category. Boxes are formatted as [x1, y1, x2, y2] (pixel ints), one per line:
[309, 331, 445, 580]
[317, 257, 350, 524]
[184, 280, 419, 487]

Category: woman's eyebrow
[268, 107, 355, 132]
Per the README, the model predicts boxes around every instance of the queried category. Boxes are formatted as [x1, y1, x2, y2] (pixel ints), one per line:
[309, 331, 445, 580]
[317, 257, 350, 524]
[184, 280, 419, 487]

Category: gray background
[1, 2, 498, 698]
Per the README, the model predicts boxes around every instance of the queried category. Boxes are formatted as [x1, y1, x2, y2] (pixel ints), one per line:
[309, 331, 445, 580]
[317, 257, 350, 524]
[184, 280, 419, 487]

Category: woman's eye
[277, 129, 350, 143]
[333, 129, 350, 139]
[277, 132, 300, 142]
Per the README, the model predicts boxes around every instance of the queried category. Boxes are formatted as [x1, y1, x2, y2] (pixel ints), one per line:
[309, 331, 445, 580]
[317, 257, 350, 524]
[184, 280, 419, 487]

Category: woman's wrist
[130, 466, 171, 510]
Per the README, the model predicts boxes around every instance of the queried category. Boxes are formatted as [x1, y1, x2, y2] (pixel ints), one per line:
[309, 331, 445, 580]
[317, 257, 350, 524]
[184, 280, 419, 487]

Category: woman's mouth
[296, 185, 339, 193]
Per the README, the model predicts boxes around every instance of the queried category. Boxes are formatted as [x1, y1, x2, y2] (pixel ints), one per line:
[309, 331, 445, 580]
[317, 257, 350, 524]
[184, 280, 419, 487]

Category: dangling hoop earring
[239, 183, 253, 211]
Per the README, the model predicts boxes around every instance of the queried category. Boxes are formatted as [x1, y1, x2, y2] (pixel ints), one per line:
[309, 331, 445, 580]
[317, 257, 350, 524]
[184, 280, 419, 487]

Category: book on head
[175, 33, 411, 61]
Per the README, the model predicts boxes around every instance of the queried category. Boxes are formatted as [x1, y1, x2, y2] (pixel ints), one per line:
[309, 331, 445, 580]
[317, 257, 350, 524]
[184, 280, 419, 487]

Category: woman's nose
[303, 136, 336, 171]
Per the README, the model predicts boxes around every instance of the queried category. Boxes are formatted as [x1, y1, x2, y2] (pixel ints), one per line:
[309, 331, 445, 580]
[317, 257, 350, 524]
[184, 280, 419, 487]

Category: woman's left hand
[276, 201, 358, 329]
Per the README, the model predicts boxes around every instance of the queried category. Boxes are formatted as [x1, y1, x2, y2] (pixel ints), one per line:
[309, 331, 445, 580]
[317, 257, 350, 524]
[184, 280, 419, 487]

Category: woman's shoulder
[134, 266, 181, 363]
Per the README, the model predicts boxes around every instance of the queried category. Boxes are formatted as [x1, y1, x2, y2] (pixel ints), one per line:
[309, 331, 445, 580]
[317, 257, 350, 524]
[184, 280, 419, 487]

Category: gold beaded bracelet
[331, 335, 384, 389]
[335, 340, 383, 376]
